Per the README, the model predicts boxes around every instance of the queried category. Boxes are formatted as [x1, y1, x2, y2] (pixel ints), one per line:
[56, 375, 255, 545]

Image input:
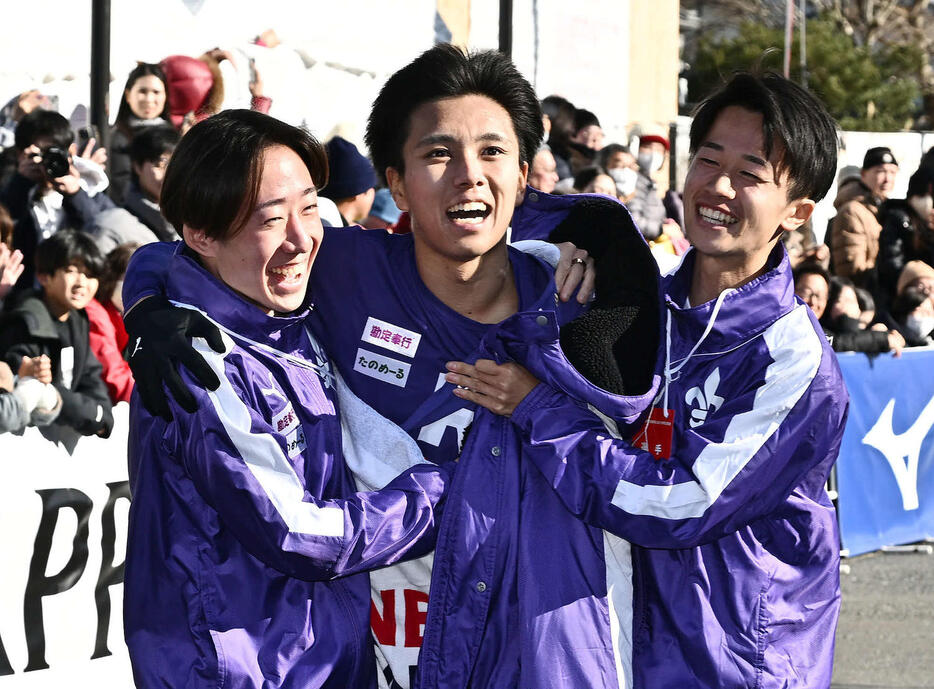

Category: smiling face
[39, 263, 99, 320]
[126, 75, 166, 121]
[386, 94, 528, 268]
[684, 106, 815, 286]
[188, 145, 322, 315]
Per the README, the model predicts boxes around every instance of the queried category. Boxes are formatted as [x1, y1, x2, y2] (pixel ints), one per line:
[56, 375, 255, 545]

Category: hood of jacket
[5, 289, 61, 341]
[508, 190, 665, 426]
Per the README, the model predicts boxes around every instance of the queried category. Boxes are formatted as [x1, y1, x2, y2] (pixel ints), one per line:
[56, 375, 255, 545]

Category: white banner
[0, 404, 132, 687]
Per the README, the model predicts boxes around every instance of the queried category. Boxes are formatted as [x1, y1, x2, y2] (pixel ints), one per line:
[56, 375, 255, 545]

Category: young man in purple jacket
[451, 72, 850, 688]
[123, 111, 452, 689]
[121, 45, 616, 688]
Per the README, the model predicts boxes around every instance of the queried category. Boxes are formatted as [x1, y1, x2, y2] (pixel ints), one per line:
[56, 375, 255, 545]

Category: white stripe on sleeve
[194, 335, 345, 538]
[611, 304, 823, 520]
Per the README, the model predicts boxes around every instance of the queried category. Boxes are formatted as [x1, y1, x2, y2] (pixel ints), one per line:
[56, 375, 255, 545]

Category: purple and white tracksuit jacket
[123, 248, 449, 689]
[421, 187, 848, 688]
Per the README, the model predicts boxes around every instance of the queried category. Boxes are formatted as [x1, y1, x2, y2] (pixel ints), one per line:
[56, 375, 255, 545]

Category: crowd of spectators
[0, 44, 932, 447]
[791, 146, 934, 355]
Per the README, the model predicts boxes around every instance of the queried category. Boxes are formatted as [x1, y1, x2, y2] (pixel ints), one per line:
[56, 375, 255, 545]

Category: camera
[41, 147, 70, 179]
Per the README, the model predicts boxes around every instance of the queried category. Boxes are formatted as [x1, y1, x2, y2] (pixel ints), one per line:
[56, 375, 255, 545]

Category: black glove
[124, 296, 226, 421]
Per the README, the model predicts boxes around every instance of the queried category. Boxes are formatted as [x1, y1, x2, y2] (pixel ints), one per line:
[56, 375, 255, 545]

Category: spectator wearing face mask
[887, 260, 934, 346]
[626, 133, 671, 241]
[877, 166, 934, 306]
[599, 144, 638, 203]
[570, 109, 604, 151]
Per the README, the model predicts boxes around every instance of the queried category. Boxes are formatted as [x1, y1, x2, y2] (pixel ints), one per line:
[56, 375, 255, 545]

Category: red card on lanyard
[635, 407, 675, 460]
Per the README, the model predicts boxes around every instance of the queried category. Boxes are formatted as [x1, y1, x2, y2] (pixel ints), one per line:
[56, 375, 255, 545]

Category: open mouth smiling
[447, 201, 491, 225]
[697, 204, 739, 225]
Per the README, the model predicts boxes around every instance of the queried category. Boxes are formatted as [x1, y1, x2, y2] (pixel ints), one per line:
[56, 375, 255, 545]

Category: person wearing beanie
[828, 146, 899, 288]
[896, 259, 934, 297]
[321, 136, 377, 225]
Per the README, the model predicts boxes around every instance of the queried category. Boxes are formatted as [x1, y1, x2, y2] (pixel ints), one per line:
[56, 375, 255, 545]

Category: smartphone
[75, 125, 100, 155]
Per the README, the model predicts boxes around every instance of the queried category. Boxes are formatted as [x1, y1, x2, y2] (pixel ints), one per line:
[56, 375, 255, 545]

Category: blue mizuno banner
[835, 347, 934, 556]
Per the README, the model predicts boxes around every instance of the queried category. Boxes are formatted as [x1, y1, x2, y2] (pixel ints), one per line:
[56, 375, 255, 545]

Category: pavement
[832, 550, 934, 688]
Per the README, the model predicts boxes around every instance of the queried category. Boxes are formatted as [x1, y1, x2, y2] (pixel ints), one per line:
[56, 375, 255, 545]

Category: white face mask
[611, 167, 638, 197]
[906, 314, 934, 339]
[638, 150, 665, 174]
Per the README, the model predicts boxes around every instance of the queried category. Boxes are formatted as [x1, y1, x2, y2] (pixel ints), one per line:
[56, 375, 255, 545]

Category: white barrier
[0, 404, 132, 687]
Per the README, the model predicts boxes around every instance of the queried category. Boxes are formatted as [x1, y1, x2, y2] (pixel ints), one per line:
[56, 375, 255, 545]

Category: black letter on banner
[92, 481, 130, 659]
[0, 636, 12, 676]
[23, 489, 92, 672]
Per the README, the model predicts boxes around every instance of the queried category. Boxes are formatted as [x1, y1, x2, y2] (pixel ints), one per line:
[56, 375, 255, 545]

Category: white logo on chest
[685, 368, 724, 428]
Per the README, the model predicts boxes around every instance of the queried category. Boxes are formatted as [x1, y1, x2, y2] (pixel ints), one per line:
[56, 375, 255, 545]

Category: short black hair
[35, 230, 104, 278]
[690, 72, 838, 203]
[854, 286, 875, 313]
[116, 63, 172, 132]
[365, 44, 543, 181]
[906, 166, 934, 198]
[573, 165, 609, 192]
[15, 109, 73, 151]
[573, 108, 600, 134]
[98, 243, 139, 304]
[542, 95, 576, 144]
[129, 125, 179, 168]
[826, 275, 856, 316]
[598, 143, 631, 169]
[793, 260, 830, 288]
[160, 109, 328, 241]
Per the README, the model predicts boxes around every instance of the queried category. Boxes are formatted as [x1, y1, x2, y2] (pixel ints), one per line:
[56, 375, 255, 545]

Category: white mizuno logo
[862, 395, 934, 511]
[259, 371, 288, 404]
[685, 368, 724, 428]
[130, 337, 143, 358]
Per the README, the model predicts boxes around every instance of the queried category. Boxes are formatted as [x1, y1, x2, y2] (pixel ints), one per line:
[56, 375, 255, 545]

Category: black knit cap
[862, 146, 898, 170]
[321, 136, 378, 201]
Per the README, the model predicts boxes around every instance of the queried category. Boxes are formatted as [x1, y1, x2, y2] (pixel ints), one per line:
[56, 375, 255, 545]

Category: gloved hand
[124, 296, 226, 421]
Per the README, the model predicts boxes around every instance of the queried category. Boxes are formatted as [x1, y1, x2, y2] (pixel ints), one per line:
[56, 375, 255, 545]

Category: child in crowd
[0, 230, 113, 450]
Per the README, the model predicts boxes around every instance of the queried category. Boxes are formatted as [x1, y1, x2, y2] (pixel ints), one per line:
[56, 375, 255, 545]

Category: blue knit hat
[368, 188, 402, 224]
[322, 136, 378, 200]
